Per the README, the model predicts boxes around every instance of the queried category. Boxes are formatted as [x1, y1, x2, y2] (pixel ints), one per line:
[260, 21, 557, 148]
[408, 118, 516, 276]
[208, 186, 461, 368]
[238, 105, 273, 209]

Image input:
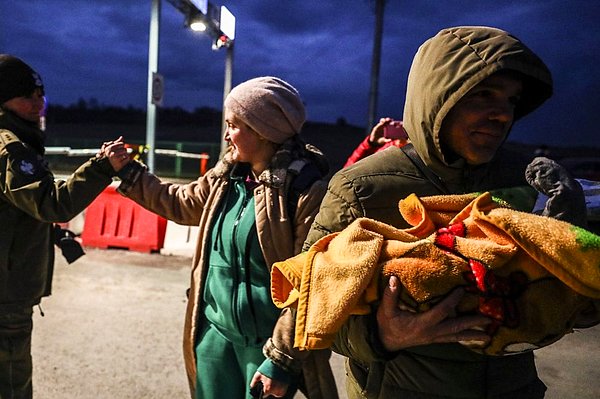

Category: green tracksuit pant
[195, 322, 296, 399]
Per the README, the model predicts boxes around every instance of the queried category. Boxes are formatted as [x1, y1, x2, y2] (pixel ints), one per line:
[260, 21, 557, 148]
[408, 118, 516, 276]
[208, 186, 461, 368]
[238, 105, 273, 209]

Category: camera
[383, 121, 407, 140]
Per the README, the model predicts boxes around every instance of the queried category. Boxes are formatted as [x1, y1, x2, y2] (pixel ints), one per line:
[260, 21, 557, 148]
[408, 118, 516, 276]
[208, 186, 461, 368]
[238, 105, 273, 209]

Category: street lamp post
[167, 0, 236, 156]
[145, 0, 161, 173]
[221, 43, 233, 154]
[366, 0, 385, 135]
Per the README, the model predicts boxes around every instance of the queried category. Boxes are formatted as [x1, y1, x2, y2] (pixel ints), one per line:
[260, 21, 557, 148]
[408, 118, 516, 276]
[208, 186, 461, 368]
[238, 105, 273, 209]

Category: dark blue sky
[1, 0, 599, 147]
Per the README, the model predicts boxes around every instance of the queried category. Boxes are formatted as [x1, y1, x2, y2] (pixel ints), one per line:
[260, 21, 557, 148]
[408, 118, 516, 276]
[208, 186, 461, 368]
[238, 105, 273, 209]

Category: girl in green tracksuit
[107, 77, 338, 399]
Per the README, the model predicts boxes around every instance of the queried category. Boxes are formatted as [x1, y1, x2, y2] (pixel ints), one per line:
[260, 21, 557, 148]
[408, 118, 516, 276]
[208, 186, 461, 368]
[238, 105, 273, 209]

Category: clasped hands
[98, 136, 130, 173]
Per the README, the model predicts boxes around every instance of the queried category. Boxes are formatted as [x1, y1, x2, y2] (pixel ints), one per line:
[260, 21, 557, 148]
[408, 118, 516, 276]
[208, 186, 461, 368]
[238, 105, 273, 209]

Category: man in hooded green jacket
[304, 26, 553, 398]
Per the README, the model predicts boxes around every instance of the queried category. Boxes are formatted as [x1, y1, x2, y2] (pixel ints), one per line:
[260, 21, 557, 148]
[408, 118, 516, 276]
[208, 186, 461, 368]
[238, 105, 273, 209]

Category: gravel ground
[32, 248, 599, 398]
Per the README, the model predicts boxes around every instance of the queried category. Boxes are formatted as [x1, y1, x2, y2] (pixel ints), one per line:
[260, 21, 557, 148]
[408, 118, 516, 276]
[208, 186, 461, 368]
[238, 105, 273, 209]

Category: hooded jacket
[0, 108, 115, 309]
[118, 138, 338, 398]
[304, 26, 553, 398]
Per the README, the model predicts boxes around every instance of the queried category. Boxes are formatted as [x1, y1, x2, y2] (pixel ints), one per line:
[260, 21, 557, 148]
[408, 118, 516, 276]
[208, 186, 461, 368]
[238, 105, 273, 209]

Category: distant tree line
[46, 98, 222, 127]
[43, 98, 371, 173]
[42, 98, 599, 180]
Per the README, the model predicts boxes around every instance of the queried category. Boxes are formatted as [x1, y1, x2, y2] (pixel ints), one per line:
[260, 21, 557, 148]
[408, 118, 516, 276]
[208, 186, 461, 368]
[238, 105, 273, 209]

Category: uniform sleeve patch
[7, 143, 46, 180]
[18, 159, 37, 175]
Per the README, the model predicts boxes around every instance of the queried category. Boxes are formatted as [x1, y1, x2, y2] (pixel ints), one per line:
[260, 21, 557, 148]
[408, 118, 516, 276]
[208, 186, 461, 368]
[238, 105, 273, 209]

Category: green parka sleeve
[302, 170, 393, 365]
[303, 171, 366, 250]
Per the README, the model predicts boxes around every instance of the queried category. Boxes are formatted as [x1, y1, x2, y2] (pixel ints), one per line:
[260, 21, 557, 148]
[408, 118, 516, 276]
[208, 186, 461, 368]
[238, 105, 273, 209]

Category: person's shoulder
[335, 145, 408, 181]
[327, 145, 418, 203]
[194, 166, 226, 193]
[0, 129, 37, 163]
[0, 129, 21, 151]
[0, 129, 47, 181]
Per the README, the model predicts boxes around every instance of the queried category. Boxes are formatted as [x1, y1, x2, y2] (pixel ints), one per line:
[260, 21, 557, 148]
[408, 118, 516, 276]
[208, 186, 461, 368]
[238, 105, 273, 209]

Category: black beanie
[0, 54, 44, 105]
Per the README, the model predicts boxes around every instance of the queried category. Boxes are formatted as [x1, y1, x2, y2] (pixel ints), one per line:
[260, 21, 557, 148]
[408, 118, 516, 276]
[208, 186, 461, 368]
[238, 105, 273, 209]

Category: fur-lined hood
[212, 135, 329, 187]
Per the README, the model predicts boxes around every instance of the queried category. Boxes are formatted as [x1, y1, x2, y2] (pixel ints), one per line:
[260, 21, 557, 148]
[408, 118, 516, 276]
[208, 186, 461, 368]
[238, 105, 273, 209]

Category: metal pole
[220, 43, 234, 156]
[146, 0, 161, 172]
[366, 0, 385, 135]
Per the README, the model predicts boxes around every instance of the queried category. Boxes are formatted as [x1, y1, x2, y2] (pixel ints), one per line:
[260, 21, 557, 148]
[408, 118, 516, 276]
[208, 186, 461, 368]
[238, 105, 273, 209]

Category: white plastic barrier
[160, 221, 199, 258]
[57, 211, 86, 235]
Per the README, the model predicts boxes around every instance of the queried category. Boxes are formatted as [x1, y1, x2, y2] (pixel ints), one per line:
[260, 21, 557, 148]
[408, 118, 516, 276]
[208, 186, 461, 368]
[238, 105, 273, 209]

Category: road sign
[151, 72, 164, 106]
[220, 5, 235, 40]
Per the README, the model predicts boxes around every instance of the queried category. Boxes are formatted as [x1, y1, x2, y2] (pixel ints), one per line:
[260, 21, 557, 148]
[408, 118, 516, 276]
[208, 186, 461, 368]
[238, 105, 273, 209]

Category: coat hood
[403, 26, 552, 176]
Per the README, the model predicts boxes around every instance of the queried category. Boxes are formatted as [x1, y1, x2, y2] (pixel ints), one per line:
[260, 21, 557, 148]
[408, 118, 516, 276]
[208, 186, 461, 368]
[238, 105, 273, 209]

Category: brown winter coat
[119, 143, 338, 398]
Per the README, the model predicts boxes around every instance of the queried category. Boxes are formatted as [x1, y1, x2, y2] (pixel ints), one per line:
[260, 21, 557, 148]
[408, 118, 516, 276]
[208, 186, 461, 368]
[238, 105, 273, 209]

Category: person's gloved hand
[53, 225, 85, 264]
[525, 157, 587, 228]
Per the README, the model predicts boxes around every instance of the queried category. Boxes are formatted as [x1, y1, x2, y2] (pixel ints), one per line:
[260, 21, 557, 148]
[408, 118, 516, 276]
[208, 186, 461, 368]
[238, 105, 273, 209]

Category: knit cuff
[256, 358, 293, 385]
[93, 156, 119, 177]
[116, 161, 146, 195]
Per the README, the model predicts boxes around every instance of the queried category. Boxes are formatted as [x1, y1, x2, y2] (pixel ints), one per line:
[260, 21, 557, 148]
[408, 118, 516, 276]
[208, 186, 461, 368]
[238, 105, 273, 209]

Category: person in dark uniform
[0, 54, 120, 398]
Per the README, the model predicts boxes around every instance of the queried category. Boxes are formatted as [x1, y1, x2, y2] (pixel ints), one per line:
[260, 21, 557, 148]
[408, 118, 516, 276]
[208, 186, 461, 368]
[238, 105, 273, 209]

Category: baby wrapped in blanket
[271, 157, 600, 356]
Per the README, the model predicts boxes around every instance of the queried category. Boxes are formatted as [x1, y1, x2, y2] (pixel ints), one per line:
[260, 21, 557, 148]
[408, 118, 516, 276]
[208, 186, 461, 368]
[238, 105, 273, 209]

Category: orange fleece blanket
[271, 192, 600, 355]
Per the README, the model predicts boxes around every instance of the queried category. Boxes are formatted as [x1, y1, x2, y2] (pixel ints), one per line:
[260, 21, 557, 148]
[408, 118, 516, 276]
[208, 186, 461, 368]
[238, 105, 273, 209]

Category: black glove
[525, 157, 587, 228]
[53, 225, 85, 264]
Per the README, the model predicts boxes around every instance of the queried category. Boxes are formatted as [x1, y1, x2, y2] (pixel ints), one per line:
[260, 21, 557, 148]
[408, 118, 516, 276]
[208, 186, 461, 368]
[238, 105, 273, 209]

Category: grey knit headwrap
[224, 76, 305, 144]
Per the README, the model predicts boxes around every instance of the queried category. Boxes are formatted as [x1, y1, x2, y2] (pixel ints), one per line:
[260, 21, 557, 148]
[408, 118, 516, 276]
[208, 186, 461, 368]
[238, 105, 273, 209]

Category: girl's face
[224, 110, 276, 167]
[2, 88, 45, 123]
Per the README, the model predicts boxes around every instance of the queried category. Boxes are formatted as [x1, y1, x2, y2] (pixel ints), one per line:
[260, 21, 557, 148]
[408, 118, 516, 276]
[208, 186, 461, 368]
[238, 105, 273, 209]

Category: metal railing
[45, 141, 219, 178]
[46, 146, 210, 160]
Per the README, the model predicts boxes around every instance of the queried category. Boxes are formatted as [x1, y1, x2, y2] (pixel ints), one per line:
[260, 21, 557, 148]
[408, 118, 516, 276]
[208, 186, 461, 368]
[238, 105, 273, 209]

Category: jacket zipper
[244, 226, 260, 344]
[231, 185, 251, 343]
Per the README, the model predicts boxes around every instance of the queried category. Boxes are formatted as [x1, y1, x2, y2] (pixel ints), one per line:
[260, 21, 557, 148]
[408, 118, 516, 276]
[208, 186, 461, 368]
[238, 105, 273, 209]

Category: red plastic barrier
[81, 184, 167, 253]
